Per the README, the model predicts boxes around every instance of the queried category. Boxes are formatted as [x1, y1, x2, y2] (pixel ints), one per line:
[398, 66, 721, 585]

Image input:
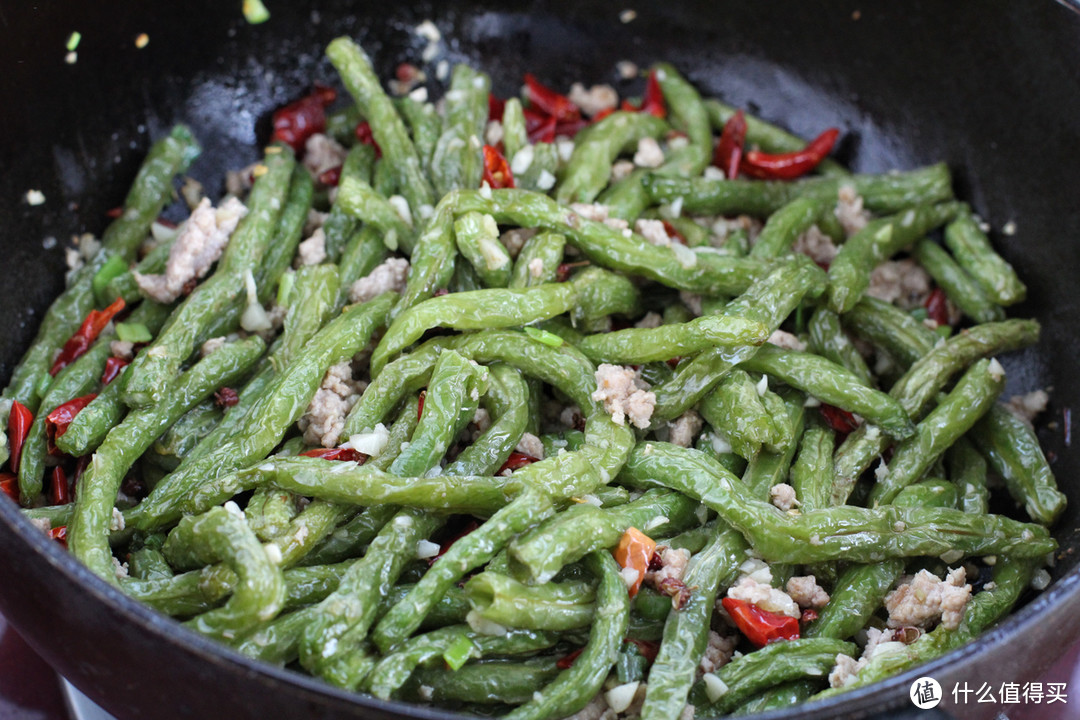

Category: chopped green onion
[935, 324, 953, 339]
[276, 270, 296, 308]
[92, 254, 129, 306]
[116, 322, 152, 344]
[909, 307, 929, 321]
[524, 326, 564, 347]
[242, 0, 270, 24]
[442, 634, 476, 671]
[66, 31, 82, 52]
[615, 642, 648, 683]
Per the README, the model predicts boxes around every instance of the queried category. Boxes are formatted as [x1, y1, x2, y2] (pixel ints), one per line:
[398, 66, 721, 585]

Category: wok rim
[2, 1, 1080, 717]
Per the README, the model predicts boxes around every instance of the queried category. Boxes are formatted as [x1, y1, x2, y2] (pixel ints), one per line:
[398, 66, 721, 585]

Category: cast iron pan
[2, 2, 1080, 718]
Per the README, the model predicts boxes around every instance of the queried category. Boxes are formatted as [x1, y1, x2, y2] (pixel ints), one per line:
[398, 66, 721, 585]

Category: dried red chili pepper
[591, 107, 616, 123]
[666, 356, 683, 369]
[8, 402, 34, 474]
[800, 608, 819, 624]
[48, 526, 67, 547]
[354, 121, 383, 158]
[523, 74, 580, 123]
[713, 109, 747, 179]
[105, 206, 124, 219]
[50, 297, 126, 376]
[924, 287, 951, 326]
[72, 455, 91, 487]
[120, 475, 148, 500]
[556, 647, 585, 669]
[318, 165, 342, 187]
[740, 128, 840, 180]
[0, 472, 17, 502]
[556, 260, 591, 282]
[819, 404, 860, 435]
[299, 447, 367, 463]
[523, 107, 557, 144]
[429, 518, 480, 566]
[721, 597, 800, 647]
[554, 117, 589, 138]
[271, 85, 336, 152]
[48, 466, 71, 506]
[417, 390, 426, 420]
[639, 70, 666, 118]
[660, 220, 686, 245]
[497, 452, 538, 475]
[214, 387, 240, 409]
[395, 62, 422, 85]
[46, 394, 97, 450]
[656, 576, 693, 610]
[101, 356, 129, 385]
[482, 145, 515, 189]
[488, 94, 506, 123]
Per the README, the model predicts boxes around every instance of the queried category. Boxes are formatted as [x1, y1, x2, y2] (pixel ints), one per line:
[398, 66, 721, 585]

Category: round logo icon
[910, 677, 943, 709]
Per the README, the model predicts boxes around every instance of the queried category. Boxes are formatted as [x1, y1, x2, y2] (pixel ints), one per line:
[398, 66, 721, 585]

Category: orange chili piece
[613, 527, 656, 597]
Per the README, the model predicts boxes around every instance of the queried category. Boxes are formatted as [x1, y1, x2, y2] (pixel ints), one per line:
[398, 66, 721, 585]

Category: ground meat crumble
[296, 227, 327, 266]
[633, 137, 664, 168]
[791, 225, 839, 266]
[349, 257, 410, 304]
[668, 410, 703, 448]
[515, 432, 545, 460]
[866, 259, 933, 309]
[298, 361, 367, 448]
[786, 575, 830, 609]
[698, 631, 738, 675]
[134, 196, 247, 303]
[302, 133, 348, 178]
[884, 567, 971, 630]
[568, 83, 618, 116]
[837, 185, 871, 235]
[1005, 389, 1049, 425]
[768, 483, 798, 511]
[592, 364, 656, 429]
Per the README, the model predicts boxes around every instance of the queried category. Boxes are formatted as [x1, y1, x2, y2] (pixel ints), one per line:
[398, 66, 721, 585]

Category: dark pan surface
[1, 1, 1080, 718]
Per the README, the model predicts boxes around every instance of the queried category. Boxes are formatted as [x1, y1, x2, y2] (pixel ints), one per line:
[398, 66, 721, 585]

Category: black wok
[1, 2, 1079, 718]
